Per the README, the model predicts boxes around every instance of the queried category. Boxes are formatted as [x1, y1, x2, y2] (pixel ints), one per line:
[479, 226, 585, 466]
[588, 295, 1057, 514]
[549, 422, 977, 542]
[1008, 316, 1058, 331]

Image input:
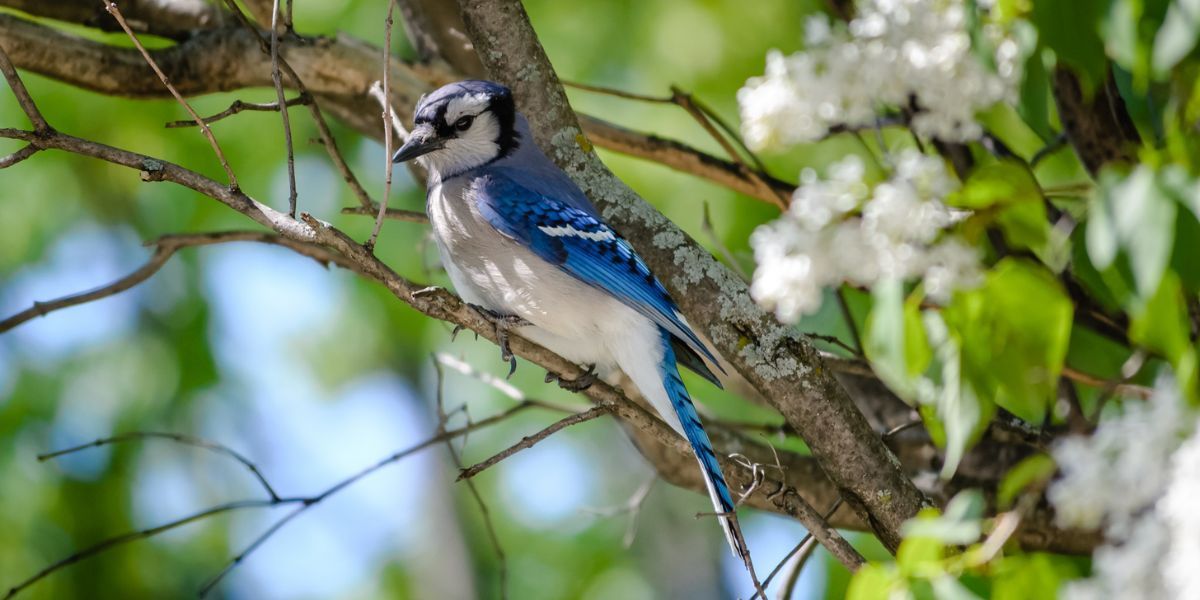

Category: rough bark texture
[454, 0, 928, 551]
[1051, 67, 1141, 176]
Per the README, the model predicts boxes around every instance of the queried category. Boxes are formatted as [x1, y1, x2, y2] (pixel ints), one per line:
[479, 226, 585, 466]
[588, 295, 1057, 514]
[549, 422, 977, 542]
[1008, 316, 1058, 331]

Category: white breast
[426, 178, 657, 374]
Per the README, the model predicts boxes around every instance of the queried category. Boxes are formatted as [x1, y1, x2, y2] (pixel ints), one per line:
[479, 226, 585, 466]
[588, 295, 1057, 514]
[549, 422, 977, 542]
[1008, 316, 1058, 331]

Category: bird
[393, 80, 754, 574]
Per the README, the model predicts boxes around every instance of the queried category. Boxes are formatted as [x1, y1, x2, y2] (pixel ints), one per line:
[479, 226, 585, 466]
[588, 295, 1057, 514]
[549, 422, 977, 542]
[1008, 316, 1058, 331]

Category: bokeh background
[0, 1, 886, 598]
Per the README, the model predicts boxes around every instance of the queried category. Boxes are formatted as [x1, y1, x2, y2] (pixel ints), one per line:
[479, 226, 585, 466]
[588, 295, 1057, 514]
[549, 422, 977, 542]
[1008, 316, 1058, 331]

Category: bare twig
[0, 42, 47, 130]
[0, 143, 37, 168]
[192, 398, 550, 598]
[751, 498, 844, 600]
[776, 534, 819, 600]
[1062, 365, 1153, 400]
[802, 331, 859, 357]
[3, 499, 283, 600]
[366, 1, 399, 252]
[580, 474, 657, 548]
[218, 0, 375, 209]
[165, 94, 313, 128]
[269, 0, 298, 216]
[835, 288, 863, 356]
[564, 80, 789, 208]
[701, 201, 749, 282]
[341, 204, 429, 223]
[432, 356, 508, 600]
[0, 231, 350, 334]
[457, 405, 610, 480]
[102, 1, 239, 190]
[40, 431, 281, 501]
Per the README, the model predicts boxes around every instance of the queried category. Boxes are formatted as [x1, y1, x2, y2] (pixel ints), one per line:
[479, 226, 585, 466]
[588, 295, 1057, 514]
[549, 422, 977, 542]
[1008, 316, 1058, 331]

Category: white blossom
[1050, 380, 1200, 600]
[738, 0, 1022, 148]
[750, 150, 979, 321]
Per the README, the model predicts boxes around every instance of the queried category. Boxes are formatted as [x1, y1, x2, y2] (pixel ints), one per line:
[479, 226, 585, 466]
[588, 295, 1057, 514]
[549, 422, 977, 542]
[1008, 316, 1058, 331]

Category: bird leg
[545, 364, 598, 392]
[467, 304, 529, 378]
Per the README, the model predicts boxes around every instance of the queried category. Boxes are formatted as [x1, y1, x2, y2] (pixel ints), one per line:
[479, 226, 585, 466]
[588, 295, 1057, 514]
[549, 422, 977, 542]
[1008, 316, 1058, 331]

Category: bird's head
[392, 80, 519, 179]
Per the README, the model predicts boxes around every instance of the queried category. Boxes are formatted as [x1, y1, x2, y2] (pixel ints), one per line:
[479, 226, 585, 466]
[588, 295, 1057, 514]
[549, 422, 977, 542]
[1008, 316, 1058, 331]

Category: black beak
[392, 125, 442, 163]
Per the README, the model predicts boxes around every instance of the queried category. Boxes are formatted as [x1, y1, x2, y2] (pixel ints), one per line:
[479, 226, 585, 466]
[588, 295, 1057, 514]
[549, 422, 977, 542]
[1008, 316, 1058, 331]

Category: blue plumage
[473, 170, 724, 378]
[393, 79, 753, 575]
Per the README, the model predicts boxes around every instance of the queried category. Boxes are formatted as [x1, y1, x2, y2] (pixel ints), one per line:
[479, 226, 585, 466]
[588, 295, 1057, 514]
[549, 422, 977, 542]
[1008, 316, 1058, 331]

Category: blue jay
[393, 80, 753, 571]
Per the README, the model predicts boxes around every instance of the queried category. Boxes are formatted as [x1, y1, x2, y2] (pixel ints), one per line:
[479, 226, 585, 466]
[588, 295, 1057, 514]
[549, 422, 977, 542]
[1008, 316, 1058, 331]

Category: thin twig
[835, 288, 863, 356]
[0, 231, 351, 334]
[164, 94, 313, 128]
[366, 1, 399, 252]
[751, 498, 844, 600]
[432, 356, 508, 600]
[580, 474, 657, 547]
[0, 44, 48, 131]
[802, 331, 859, 357]
[701, 201, 749, 282]
[1063, 365, 1153, 400]
[1030, 132, 1068, 168]
[0, 144, 38, 168]
[40, 431, 281, 500]
[102, 1, 239, 190]
[3, 500, 284, 600]
[776, 535, 819, 600]
[457, 406, 610, 480]
[341, 205, 428, 223]
[192, 400, 550, 598]
[219, 0, 375, 209]
[269, 0, 297, 216]
[564, 80, 790, 208]
[669, 85, 788, 208]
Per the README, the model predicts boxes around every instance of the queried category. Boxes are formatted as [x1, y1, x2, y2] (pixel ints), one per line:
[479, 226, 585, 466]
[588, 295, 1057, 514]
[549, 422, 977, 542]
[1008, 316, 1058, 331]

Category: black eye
[454, 115, 474, 131]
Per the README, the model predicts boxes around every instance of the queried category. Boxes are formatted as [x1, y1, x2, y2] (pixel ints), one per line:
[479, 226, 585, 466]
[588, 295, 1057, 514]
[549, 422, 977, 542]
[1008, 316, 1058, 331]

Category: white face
[419, 93, 502, 178]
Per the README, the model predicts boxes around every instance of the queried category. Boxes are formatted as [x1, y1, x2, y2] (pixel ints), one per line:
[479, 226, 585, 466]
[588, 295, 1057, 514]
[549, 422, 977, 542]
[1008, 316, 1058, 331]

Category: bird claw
[412, 285, 441, 299]
[467, 304, 528, 379]
[545, 364, 598, 392]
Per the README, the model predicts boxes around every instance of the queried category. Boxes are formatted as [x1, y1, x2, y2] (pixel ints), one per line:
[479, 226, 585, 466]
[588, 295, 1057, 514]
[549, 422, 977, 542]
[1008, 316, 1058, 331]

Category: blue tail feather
[660, 335, 748, 562]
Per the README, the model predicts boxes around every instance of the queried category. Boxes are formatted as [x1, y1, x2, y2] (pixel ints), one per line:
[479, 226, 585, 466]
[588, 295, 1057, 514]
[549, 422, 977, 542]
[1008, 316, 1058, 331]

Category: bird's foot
[545, 364, 598, 392]
[467, 303, 529, 378]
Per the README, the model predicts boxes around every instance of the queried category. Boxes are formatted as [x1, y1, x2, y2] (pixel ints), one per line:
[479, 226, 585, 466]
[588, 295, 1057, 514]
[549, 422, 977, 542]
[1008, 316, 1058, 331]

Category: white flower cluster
[738, 0, 1022, 149]
[750, 150, 979, 321]
[1048, 381, 1200, 600]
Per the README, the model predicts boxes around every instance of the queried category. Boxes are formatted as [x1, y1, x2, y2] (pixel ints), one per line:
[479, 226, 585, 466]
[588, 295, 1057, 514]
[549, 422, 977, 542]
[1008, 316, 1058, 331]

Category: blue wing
[472, 170, 724, 382]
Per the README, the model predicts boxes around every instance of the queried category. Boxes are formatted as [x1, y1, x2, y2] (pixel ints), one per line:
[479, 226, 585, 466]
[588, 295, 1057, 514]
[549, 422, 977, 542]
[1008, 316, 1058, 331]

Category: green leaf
[847, 564, 904, 600]
[992, 554, 1081, 600]
[902, 490, 986, 545]
[1018, 46, 1054, 142]
[865, 279, 930, 401]
[949, 160, 1051, 257]
[897, 532, 945, 575]
[922, 312, 994, 478]
[997, 454, 1056, 508]
[1130, 271, 1191, 362]
[1152, 0, 1200, 76]
[943, 260, 1074, 424]
[1113, 166, 1178, 297]
[932, 576, 984, 600]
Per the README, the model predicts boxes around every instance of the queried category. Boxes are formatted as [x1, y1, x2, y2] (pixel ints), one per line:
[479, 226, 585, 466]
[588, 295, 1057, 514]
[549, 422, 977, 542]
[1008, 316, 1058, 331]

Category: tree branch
[1051, 66, 1140, 176]
[0, 10, 792, 205]
[0, 230, 344, 334]
[0, 0, 229, 40]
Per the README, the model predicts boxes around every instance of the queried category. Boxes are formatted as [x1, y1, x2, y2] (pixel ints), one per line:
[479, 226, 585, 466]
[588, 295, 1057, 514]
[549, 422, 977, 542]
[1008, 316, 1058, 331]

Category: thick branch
[454, 0, 927, 551]
[1051, 67, 1140, 176]
[0, 12, 789, 204]
[0, 0, 229, 40]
